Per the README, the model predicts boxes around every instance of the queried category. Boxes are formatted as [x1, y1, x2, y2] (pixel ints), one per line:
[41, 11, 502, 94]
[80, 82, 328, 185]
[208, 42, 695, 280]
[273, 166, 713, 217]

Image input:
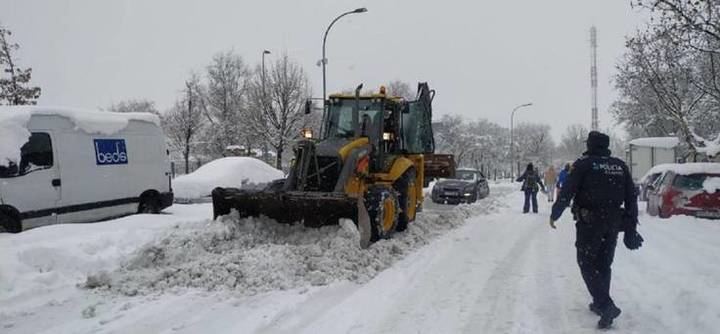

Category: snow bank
[628, 137, 679, 148]
[0, 106, 160, 163]
[704, 177, 720, 193]
[0, 204, 211, 305]
[172, 157, 284, 199]
[86, 196, 508, 297]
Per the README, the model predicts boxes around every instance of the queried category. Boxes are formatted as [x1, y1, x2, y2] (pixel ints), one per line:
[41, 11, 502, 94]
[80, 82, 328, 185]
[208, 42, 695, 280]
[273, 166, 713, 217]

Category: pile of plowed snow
[85, 195, 508, 297]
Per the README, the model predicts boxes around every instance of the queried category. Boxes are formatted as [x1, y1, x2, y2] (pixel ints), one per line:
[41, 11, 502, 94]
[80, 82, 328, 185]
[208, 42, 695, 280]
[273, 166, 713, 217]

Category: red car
[646, 163, 720, 219]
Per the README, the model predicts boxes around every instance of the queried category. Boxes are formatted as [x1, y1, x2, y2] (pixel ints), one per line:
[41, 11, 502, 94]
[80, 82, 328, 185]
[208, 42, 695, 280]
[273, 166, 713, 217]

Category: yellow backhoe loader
[212, 82, 451, 247]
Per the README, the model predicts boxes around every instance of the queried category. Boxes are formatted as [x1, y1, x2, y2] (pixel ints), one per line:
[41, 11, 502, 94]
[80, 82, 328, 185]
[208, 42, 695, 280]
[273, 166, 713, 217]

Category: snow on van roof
[628, 137, 680, 148]
[653, 163, 720, 176]
[0, 106, 160, 164]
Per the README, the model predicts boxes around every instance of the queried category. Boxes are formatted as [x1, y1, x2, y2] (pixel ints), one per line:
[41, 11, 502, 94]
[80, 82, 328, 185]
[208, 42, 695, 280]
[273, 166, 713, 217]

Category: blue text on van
[94, 139, 128, 165]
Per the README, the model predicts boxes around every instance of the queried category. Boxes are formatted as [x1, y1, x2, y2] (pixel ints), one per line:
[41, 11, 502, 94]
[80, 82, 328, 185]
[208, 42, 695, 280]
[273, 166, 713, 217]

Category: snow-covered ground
[1, 183, 719, 333]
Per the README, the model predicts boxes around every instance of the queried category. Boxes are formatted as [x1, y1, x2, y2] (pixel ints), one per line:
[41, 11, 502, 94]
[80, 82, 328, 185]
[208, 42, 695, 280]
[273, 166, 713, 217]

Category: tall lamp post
[510, 102, 533, 178]
[261, 50, 271, 94]
[261, 50, 271, 162]
[321, 8, 368, 103]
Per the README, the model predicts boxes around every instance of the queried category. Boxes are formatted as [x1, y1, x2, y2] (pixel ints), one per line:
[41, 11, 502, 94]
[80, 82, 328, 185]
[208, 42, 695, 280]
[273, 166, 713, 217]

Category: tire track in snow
[461, 212, 547, 333]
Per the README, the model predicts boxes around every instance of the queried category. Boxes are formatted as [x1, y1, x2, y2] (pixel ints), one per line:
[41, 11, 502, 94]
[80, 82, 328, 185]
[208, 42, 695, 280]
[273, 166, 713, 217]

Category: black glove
[623, 231, 644, 250]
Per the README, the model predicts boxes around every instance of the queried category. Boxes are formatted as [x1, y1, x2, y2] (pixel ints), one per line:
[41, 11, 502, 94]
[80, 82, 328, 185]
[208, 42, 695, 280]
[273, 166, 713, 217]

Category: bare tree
[558, 124, 589, 160]
[0, 24, 40, 105]
[108, 99, 159, 114]
[514, 123, 554, 167]
[162, 73, 206, 174]
[434, 114, 510, 174]
[204, 50, 251, 157]
[386, 80, 414, 100]
[247, 54, 310, 169]
[434, 114, 474, 166]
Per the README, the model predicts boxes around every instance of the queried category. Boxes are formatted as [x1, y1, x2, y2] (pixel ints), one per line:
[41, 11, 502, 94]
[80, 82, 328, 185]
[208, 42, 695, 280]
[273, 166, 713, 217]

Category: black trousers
[523, 190, 538, 213]
[575, 219, 619, 309]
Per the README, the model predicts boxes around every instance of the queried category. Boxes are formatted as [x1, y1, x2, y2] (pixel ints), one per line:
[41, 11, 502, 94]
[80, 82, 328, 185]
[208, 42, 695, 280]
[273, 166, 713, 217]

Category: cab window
[0, 132, 54, 178]
[402, 101, 434, 154]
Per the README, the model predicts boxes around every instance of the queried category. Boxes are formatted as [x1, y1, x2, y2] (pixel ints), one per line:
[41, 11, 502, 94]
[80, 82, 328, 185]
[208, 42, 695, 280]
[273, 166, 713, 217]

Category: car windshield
[454, 170, 477, 181]
[673, 174, 710, 191]
[325, 99, 383, 138]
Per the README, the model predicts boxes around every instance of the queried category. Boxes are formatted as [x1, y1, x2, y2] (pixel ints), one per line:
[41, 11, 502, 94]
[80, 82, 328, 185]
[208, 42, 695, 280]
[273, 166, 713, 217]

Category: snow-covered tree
[613, 1, 720, 160]
[246, 54, 310, 169]
[0, 24, 40, 105]
[203, 50, 251, 157]
[108, 99, 159, 114]
[162, 73, 206, 174]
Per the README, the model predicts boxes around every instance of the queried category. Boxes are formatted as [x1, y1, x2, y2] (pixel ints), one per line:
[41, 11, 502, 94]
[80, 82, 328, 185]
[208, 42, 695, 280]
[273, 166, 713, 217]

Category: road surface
[1, 183, 718, 333]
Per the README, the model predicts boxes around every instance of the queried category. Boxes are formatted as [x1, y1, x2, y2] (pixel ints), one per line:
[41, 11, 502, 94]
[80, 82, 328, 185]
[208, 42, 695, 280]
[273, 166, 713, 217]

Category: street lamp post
[510, 103, 533, 179]
[262, 50, 271, 94]
[261, 50, 271, 163]
[321, 8, 368, 103]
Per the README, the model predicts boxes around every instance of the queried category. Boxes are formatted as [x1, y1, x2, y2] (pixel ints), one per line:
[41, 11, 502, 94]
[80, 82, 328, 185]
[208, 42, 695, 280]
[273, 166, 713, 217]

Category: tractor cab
[323, 84, 435, 172]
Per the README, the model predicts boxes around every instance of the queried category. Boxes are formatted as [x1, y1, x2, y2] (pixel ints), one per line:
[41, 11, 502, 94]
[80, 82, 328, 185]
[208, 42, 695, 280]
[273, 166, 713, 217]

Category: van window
[0, 132, 54, 178]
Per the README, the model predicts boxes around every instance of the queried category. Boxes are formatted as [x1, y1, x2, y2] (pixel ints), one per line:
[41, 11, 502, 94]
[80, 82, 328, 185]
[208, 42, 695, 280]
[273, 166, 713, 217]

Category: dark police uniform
[550, 131, 641, 329]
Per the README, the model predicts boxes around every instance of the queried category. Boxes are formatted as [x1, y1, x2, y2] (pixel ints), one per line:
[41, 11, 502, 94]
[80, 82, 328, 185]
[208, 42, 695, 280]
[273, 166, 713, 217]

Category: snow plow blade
[211, 187, 371, 246]
[211, 187, 359, 225]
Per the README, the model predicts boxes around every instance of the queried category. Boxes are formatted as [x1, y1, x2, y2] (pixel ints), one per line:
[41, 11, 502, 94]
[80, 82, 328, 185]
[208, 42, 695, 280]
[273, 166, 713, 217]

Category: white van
[0, 107, 173, 232]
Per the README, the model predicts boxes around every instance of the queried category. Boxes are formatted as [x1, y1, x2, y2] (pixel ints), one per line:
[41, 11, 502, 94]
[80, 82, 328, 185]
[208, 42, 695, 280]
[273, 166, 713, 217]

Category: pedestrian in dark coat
[549, 131, 644, 329]
[516, 163, 544, 213]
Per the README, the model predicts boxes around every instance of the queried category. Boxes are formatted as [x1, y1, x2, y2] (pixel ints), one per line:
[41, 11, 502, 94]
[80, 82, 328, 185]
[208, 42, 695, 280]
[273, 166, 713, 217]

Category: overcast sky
[2, 0, 645, 141]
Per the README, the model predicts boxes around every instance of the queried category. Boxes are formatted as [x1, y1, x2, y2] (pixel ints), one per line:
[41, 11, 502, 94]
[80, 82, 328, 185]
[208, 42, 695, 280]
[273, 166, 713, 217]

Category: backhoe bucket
[212, 187, 372, 248]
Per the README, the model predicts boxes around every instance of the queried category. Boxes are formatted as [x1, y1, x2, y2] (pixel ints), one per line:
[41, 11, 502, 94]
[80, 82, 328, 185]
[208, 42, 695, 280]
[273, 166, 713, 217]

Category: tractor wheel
[394, 169, 417, 232]
[366, 186, 399, 242]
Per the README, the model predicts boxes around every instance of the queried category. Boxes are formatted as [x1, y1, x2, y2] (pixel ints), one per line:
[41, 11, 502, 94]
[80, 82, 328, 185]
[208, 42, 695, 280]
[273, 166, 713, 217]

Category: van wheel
[0, 211, 21, 233]
[138, 195, 161, 214]
[393, 169, 417, 232]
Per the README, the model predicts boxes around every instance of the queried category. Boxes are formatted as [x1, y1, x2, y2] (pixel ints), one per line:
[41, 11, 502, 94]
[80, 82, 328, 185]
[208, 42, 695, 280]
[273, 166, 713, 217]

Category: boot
[588, 302, 602, 316]
[597, 304, 622, 329]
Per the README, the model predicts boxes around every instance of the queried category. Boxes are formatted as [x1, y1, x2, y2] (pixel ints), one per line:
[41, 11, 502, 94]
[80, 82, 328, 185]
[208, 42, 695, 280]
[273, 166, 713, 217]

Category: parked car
[637, 164, 675, 201]
[646, 163, 720, 219]
[172, 157, 283, 202]
[431, 168, 489, 204]
[0, 107, 173, 233]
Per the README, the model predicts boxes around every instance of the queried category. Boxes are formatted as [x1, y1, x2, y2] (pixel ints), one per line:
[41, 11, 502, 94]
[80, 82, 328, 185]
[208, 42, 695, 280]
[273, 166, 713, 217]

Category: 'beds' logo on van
[94, 139, 128, 165]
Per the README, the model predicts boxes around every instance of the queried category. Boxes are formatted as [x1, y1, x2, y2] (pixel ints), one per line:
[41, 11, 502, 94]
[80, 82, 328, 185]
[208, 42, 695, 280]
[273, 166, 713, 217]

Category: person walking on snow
[556, 163, 570, 200]
[516, 163, 544, 213]
[544, 165, 557, 202]
[548, 131, 644, 330]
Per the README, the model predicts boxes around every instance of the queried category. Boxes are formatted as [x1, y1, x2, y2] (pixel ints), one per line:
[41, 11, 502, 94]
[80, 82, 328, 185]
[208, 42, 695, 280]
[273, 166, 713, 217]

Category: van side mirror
[304, 99, 313, 115]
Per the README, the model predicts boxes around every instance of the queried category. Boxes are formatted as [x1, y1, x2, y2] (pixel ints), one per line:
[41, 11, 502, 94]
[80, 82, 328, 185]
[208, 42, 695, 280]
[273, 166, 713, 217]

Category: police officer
[548, 131, 644, 329]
